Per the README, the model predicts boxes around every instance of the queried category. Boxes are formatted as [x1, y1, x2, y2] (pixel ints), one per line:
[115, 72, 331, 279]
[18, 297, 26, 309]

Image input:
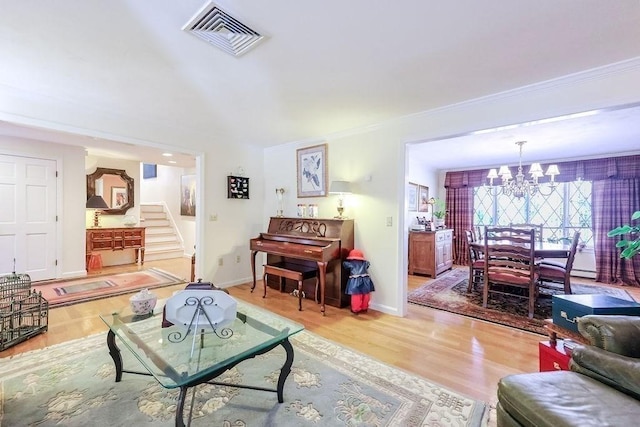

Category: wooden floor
[4, 259, 638, 409]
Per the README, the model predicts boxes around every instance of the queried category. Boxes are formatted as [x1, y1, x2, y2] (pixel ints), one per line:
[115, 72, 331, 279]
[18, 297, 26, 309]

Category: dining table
[470, 239, 572, 259]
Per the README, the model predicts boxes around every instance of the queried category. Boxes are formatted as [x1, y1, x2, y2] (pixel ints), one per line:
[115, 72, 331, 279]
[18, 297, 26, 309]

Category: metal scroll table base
[106, 330, 295, 427]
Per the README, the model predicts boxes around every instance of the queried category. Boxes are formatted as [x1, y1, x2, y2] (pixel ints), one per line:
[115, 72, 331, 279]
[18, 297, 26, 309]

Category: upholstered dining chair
[473, 225, 483, 241]
[538, 231, 581, 294]
[465, 230, 484, 292]
[509, 223, 544, 243]
[483, 226, 539, 319]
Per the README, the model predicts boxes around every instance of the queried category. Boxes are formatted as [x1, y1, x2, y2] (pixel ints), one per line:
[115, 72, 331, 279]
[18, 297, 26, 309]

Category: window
[474, 181, 592, 246]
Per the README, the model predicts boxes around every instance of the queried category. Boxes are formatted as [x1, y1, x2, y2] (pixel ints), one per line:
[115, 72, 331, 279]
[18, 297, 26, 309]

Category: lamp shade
[329, 181, 352, 194]
[86, 195, 109, 209]
[545, 164, 560, 176]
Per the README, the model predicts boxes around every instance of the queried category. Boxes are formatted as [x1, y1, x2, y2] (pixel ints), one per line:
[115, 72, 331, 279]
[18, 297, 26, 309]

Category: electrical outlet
[218, 258, 223, 266]
[236, 255, 241, 263]
[386, 216, 393, 226]
[209, 214, 218, 221]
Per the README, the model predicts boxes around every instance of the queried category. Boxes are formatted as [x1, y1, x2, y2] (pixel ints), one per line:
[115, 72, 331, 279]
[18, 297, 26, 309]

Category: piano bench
[263, 263, 319, 311]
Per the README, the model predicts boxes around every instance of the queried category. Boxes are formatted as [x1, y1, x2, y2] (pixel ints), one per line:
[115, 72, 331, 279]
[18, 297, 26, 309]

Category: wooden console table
[86, 227, 145, 268]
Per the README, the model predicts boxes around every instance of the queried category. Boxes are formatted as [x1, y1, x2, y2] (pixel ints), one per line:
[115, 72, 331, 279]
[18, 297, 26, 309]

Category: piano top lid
[255, 232, 339, 246]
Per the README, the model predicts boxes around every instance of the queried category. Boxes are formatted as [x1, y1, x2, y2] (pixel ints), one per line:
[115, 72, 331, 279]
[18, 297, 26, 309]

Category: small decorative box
[552, 294, 640, 333]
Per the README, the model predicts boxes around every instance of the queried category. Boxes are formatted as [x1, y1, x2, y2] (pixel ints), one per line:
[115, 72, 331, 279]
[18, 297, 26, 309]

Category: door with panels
[0, 154, 57, 280]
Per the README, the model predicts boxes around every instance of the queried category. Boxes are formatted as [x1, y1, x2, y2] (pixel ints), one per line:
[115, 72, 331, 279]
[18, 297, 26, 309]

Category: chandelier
[486, 141, 559, 198]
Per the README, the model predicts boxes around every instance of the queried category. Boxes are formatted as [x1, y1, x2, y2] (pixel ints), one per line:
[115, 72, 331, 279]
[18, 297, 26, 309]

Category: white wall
[85, 156, 141, 266]
[198, 143, 266, 287]
[0, 136, 87, 278]
[406, 149, 439, 228]
[140, 164, 196, 256]
[264, 127, 405, 315]
[2, 60, 639, 310]
[264, 60, 640, 316]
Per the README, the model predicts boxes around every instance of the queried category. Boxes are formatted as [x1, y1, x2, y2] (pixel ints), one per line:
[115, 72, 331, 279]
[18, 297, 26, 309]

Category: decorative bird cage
[0, 271, 49, 351]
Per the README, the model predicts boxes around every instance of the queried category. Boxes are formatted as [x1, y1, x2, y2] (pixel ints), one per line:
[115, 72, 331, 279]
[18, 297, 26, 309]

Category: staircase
[140, 203, 184, 261]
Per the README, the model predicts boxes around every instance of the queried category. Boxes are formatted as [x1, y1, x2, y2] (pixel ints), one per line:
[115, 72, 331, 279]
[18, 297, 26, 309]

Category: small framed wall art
[142, 163, 157, 179]
[407, 182, 418, 211]
[111, 187, 127, 208]
[297, 143, 328, 198]
[227, 176, 249, 199]
[181, 175, 196, 216]
[418, 185, 430, 212]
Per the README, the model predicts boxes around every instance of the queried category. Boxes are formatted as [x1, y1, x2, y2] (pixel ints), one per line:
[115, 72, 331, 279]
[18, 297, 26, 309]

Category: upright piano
[250, 217, 354, 312]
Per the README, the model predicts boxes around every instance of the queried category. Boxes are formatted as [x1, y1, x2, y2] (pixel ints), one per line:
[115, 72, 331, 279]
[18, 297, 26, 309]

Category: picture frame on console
[418, 185, 430, 212]
[297, 143, 328, 198]
[408, 182, 418, 211]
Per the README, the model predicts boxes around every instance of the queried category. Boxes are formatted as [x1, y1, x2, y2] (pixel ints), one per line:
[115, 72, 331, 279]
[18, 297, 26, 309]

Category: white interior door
[0, 154, 57, 281]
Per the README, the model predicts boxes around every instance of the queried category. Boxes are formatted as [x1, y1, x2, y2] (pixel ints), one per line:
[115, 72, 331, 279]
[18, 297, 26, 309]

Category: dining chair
[473, 225, 483, 241]
[538, 231, 581, 294]
[483, 226, 539, 318]
[509, 223, 544, 243]
[464, 230, 484, 292]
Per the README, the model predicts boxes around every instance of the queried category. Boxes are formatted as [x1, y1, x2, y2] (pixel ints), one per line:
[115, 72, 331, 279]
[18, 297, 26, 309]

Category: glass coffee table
[99, 299, 304, 427]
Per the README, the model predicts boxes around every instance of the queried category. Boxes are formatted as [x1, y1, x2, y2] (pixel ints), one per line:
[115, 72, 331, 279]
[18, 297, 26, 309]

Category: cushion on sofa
[497, 370, 640, 427]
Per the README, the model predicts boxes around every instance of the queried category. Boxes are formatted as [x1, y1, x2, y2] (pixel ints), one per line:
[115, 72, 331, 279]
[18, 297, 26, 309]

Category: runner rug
[0, 330, 488, 426]
[32, 268, 185, 308]
[408, 269, 634, 335]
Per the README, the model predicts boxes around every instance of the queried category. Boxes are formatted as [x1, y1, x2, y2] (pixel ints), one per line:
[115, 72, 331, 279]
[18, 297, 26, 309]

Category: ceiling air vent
[183, 1, 264, 57]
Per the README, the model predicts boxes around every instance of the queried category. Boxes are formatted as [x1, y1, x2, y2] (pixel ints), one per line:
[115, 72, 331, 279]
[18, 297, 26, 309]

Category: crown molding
[302, 56, 640, 143]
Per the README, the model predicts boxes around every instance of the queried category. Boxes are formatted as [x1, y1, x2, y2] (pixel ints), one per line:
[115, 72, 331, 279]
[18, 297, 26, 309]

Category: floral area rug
[408, 269, 634, 335]
[0, 330, 487, 426]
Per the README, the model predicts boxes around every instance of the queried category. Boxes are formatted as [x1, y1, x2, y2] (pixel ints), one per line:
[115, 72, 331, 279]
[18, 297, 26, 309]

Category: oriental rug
[32, 268, 185, 308]
[0, 330, 488, 426]
[408, 268, 634, 335]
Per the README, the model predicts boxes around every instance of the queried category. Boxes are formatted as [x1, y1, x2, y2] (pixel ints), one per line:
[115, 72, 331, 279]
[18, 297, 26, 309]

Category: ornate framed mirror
[86, 167, 134, 215]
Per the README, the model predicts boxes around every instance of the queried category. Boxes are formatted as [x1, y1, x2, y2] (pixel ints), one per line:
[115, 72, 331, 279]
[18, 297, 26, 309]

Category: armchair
[497, 315, 640, 426]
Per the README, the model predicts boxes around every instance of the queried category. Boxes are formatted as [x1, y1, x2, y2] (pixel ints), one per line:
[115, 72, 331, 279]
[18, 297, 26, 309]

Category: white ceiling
[409, 103, 640, 170]
[1, 1, 640, 169]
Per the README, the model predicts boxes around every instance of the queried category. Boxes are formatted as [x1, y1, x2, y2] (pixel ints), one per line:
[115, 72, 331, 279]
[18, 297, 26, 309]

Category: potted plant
[431, 198, 446, 228]
[607, 210, 640, 259]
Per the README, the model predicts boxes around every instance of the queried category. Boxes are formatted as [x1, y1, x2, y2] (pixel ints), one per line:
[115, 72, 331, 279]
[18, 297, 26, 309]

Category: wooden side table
[543, 319, 590, 345]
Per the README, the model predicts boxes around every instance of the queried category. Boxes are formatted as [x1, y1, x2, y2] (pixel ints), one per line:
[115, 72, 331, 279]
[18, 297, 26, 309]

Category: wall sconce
[275, 188, 285, 217]
[329, 181, 352, 219]
[86, 195, 109, 227]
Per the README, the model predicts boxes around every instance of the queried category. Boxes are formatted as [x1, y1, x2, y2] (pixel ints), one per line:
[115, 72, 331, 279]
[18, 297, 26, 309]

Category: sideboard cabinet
[408, 229, 453, 278]
[86, 227, 145, 267]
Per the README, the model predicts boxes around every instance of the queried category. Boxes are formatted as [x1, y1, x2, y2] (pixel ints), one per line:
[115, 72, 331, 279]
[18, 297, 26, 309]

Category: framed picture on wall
[297, 143, 327, 198]
[180, 175, 196, 216]
[408, 182, 418, 211]
[227, 175, 250, 199]
[418, 185, 430, 212]
[142, 163, 157, 179]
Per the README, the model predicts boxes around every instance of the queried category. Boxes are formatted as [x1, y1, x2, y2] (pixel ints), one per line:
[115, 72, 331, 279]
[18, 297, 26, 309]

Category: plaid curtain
[445, 154, 640, 284]
[593, 178, 640, 286]
[444, 154, 640, 189]
[445, 186, 474, 265]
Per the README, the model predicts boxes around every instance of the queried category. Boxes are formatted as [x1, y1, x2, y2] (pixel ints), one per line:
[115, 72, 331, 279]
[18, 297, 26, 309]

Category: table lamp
[329, 181, 352, 219]
[86, 195, 109, 227]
